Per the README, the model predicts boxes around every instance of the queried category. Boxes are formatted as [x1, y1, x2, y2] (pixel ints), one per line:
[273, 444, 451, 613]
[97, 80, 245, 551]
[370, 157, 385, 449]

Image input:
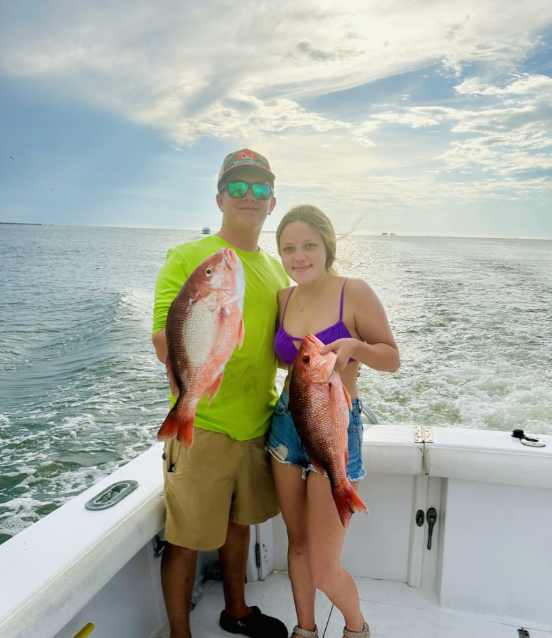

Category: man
[152, 149, 288, 638]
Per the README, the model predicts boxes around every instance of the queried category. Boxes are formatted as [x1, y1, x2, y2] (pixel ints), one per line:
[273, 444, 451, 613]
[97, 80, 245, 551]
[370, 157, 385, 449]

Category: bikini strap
[281, 287, 296, 324]
[339, 279, 348, 321]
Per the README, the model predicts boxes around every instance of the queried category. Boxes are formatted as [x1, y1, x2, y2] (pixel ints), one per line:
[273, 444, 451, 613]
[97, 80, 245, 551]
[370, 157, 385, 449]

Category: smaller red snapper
[289, 333, 368, 527]
[157, 246, 245, 449]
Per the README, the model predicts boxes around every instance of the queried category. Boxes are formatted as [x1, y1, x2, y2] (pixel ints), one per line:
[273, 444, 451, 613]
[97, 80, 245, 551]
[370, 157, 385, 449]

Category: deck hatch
[85, 480, 139, 511]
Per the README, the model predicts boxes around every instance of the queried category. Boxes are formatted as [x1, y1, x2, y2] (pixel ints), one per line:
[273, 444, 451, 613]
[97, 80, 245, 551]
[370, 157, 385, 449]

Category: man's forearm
[152, 329, 168, 364]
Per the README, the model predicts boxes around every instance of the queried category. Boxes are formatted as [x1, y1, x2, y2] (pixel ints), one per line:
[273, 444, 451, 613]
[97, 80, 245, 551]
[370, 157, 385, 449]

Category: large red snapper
[289, 333, 368, 527]
[157, 246, 245, 449]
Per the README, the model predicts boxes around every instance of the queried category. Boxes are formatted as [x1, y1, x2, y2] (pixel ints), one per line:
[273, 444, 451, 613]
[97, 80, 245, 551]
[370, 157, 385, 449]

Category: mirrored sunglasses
[221, 181, 273, 201]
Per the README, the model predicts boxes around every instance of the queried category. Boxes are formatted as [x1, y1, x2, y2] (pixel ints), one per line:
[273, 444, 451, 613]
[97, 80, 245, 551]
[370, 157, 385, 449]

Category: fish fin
[166, 359, 180, 399]
[157, 400, 195, 449]
[332, 482, 369, 528]
[328, 380, 350, 429]
[217, 304, 244, 351]
[343, 385, 352, 411]
[237, 317, 245, 349]
[204, 371, 223, 404]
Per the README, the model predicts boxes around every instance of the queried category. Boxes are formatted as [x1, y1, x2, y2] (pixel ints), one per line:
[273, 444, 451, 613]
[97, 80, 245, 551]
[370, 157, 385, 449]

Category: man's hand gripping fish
[157, 247, 245, 449]
[289, 333, 369, 527]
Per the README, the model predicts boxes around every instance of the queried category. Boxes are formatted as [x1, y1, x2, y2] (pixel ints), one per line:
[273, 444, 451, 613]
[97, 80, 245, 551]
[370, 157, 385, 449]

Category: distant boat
[390, 233, 396, 236]
[382, 232, 388, 236]
[202, 227, 210, 235]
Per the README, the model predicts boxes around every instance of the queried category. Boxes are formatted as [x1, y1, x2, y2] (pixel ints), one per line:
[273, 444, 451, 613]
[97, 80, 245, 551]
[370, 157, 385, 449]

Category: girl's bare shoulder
[345, 277, 377, 299]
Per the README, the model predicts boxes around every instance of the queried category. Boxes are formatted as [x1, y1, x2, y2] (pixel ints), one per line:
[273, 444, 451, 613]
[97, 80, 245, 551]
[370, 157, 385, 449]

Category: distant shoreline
[0, 221, 44, 226]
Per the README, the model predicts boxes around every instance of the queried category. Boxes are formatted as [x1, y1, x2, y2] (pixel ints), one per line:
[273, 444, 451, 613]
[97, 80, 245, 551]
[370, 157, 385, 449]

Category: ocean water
[1, 225, 551, 544]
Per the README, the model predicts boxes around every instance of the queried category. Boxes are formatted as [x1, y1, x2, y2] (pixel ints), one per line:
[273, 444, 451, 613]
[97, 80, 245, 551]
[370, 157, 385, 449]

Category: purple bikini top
[274, 279, 354, 366]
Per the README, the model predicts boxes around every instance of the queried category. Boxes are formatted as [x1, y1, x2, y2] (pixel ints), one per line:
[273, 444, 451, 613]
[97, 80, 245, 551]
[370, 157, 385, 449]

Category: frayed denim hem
[347, 467, 367, 482]
[267, 445, 310, 479]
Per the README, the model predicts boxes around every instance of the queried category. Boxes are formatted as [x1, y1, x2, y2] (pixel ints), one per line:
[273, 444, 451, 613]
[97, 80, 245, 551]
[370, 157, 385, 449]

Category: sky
[1, 0, 551, 238]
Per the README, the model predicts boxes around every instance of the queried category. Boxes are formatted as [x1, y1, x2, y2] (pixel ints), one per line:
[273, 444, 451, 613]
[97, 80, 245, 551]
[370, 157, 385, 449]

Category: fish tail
[333, 482, 369, 528]
[157, 400, 195, 449]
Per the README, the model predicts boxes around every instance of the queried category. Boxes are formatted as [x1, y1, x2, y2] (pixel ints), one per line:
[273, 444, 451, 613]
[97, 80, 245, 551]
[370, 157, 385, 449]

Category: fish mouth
[304, 333, 324, 349]
[223, 246, 239, 270]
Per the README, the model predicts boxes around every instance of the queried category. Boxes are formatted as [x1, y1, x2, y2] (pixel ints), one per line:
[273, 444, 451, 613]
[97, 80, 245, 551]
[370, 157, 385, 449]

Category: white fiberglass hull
[1, 424, 551, 638]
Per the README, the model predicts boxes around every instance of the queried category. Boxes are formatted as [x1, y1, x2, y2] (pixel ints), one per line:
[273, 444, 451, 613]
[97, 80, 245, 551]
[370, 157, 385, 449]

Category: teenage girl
[267, 205, 400, 638]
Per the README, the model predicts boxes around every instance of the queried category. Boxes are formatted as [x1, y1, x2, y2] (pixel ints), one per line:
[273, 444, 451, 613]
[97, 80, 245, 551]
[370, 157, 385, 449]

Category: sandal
[343, 621, 370, 638]
[292, 625, 319, 638]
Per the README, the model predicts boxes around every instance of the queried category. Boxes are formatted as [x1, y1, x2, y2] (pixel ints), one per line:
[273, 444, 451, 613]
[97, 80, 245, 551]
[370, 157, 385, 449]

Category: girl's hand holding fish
[320, 338, 358, 371]
[321, 334, 399, 374]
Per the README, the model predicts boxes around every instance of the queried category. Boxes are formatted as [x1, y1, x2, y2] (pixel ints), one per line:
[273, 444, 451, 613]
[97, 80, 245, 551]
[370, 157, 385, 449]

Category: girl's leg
[271, 458, 317, 635]
[306, 472, 365, 632]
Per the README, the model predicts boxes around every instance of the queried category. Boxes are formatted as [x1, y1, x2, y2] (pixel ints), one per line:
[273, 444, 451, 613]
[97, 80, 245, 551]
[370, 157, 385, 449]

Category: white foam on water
[0, 496, 45, 538]
[115, 289, 156, 330]
[3, 229, 552, 544]
[61, 413, 97, 429]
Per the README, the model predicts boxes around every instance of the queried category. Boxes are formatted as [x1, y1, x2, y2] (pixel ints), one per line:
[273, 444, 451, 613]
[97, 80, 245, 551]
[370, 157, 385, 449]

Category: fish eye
[302, 356, 310, 364]
[205, 267, 213, 276]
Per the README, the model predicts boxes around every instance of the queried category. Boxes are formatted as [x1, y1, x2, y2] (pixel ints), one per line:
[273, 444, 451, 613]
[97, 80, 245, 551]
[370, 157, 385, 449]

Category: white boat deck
[153, 572, 551, 638]
[3, 430, 552, 638]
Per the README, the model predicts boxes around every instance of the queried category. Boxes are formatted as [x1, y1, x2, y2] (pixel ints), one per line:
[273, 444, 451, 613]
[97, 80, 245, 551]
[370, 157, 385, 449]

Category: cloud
[355, 72, 552, 178]
[445, 77, 552, 175]
[369, 110, 445, 128]
[455, 73, 552, 96]
[135, 94, 352, 144]
[295, 40, 361, 62]
[1, 0, 551, 234]
[2, 0, 551, 143]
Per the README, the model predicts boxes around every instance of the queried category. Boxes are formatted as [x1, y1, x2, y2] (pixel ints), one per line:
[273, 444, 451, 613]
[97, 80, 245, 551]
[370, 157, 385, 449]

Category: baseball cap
[218, 149, 275, 189]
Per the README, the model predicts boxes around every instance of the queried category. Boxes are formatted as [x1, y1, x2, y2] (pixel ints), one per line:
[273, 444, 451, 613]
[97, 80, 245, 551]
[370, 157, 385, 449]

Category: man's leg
[161, 542, 198, 638]
[219, 520, 251, 618]
[217, 433, 287, 637]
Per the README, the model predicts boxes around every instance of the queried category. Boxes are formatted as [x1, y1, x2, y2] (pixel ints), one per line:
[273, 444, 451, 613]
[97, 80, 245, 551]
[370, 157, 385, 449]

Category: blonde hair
[276, 205, 337, 273]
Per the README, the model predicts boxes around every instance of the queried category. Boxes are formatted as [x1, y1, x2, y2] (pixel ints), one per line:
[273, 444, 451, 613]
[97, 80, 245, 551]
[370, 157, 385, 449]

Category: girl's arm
[321, 279, 400, 372]
[276, 287, 292, 370]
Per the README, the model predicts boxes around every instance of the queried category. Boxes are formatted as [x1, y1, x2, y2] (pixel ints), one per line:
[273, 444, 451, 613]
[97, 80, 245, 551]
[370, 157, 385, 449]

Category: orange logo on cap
[236, 151, 258, 161]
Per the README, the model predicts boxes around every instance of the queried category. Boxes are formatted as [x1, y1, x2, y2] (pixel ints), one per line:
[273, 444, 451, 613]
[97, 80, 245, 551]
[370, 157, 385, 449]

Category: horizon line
[0, 221, 550, 241]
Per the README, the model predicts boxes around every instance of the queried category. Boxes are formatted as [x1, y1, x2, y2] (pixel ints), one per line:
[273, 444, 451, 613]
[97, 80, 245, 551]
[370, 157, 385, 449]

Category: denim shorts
[267, 388, 366, 482]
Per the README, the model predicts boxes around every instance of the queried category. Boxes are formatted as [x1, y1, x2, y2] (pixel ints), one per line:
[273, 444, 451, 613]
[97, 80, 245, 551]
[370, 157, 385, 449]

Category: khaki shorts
[163, 428, 279, 551]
